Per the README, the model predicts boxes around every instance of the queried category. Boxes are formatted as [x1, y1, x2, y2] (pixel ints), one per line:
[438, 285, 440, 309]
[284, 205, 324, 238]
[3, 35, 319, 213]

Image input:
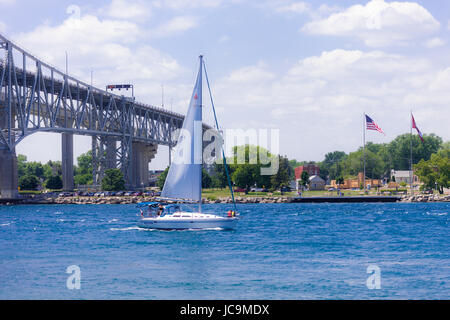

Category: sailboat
[137, 56, 238, 230]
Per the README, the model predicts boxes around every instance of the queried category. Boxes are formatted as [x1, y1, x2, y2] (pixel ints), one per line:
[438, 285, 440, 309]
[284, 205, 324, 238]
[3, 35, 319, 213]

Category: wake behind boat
[138, 56, 239, 230]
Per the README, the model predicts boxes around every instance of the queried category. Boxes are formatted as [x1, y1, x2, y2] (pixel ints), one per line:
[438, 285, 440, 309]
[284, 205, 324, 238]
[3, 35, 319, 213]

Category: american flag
[365, 114, 385, 135]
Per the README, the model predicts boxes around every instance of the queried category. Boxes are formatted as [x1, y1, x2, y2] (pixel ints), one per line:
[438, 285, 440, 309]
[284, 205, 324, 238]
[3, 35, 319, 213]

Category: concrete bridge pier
[62, 133, 74, 191]
[0, 100, 18, 199]
[0, 148, 18, 199]
[131, 142, 157, 190]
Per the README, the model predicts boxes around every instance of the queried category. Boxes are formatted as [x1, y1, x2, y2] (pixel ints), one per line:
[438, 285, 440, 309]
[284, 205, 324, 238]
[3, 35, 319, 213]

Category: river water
[0, 203, 448, 299]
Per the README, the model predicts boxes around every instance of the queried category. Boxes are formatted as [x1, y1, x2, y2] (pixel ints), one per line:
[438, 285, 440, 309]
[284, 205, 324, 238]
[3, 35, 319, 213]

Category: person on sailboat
[157, 204, 164, 217]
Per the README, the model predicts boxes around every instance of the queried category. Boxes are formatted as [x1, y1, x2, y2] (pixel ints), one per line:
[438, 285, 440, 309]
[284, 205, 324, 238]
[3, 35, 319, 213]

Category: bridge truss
[0, 33, 196, 188]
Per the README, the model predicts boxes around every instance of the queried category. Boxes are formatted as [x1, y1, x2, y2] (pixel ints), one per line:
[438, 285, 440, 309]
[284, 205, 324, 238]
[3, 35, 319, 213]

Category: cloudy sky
[1, 0, 449, 169]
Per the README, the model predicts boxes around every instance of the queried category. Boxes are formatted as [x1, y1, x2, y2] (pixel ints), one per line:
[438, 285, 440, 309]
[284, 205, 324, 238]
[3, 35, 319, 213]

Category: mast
[410, 110, 413, 196]
[198, 55, 203, 213]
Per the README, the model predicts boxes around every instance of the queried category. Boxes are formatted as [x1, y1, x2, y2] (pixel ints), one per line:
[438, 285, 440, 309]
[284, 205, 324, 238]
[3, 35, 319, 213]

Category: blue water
[0, 203, 448, 299]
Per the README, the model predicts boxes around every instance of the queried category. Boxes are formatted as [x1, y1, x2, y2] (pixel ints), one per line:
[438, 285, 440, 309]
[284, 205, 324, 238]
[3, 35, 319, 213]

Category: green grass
[201, 188, 411, 199]
[201, 189, 296, 199]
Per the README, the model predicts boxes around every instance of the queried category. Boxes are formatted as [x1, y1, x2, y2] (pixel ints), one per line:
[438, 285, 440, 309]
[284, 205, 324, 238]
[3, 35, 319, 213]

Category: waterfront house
[390, 170, 420, 185]
[309, 175, 326, 191]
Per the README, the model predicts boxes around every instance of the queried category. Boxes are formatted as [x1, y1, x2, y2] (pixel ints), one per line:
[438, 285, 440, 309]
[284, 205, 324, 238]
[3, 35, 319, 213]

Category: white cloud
[13, 13, 185, 102]
[210, 49, 449, 160]
[425, 37, 446, 48]
[0, 0, 15, 5]
[150, 16, 198, 38]
[104, 0, 151, 20]
[14, 15, 141, 66]
[302, 0, 440, 47]
[275, 1, 310, 14]
[152, 0, 223, 10]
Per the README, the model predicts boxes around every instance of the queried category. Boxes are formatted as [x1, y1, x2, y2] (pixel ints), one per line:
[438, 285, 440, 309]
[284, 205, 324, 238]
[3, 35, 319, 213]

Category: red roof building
[295, 164, 320, 180]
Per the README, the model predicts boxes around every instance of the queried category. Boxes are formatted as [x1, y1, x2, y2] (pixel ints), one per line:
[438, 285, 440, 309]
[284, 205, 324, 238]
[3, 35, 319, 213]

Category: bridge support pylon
[62, 133, 74, 191]
[0, 148, 19, 199]
[131, 142, 157, 190]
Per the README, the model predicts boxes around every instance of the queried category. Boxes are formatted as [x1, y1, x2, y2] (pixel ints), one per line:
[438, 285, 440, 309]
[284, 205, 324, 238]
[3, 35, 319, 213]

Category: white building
[308, 175, 326, 191]
[390, 170, 420, 184]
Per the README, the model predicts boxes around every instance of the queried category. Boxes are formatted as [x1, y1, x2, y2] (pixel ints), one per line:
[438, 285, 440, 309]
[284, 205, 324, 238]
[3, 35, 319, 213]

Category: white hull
[138, 212, 238, 230]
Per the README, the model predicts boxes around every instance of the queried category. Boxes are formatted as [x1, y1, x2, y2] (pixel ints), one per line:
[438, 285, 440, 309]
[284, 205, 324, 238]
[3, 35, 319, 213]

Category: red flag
[412, 114, 424, 143]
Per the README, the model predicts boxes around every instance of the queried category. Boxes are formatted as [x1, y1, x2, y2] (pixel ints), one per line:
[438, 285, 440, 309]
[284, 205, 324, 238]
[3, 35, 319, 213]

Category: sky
[1, 0, 449, 169]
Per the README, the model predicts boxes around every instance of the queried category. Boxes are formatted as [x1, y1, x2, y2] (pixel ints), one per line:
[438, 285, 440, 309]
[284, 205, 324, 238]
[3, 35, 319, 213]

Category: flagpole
[363, 113, 366, 194]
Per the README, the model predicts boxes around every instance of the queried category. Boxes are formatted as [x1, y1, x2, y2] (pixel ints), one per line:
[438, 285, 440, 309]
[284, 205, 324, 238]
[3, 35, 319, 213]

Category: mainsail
[161, 56, 203, 202]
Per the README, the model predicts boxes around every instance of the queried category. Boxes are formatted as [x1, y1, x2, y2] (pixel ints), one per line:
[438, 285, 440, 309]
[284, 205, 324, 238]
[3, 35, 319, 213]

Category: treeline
[17, 151, 94, 191]
[158, 145, 293, 192]
[158, 133, 447, 193]
[313, 133, 444, 181]
[414, 142, 449, 193]
[17, 133, 448, 193]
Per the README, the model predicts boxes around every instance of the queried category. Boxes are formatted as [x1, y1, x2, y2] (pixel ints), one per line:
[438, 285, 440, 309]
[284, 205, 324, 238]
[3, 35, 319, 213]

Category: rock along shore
[45, 196, 292, 205]
[399, 194, 450, 203]
[4, 194, 449, 205]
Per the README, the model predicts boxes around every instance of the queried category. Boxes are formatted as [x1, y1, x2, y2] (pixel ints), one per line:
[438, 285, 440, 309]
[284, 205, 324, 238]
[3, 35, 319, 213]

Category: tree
[230, 145, 273, 190]
[211, 163, 230, 189]
[74, 174, 93, 186]
[45, 175, 63, 190]
[73, 151, 93, 186]
[24, 161, 45, 179]
[387, 133, 442, 170]
[319, 151, 347, 180]
[101, 169, 125, 191]
[19, 175, 39, 191]
[17, 154, 27, 177]
[43, 161, 62, 181]
[202, 169, 212, 188]
[271, 155, 290, 190]
[341, 148, 385, 179]
[157, 167, 169, 190]
[414, 148, 449, 194]
[300, 171, 309, 187]
[76, 151, 93, 175]
[232, 164, 256, 191]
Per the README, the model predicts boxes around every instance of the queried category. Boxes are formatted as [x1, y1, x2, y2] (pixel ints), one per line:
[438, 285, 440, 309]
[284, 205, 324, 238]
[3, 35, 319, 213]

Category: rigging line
[203, 59, 237, 212]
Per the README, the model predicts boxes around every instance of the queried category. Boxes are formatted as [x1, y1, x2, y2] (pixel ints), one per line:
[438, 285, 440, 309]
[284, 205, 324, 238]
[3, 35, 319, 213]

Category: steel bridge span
[0, 33, 207, 198]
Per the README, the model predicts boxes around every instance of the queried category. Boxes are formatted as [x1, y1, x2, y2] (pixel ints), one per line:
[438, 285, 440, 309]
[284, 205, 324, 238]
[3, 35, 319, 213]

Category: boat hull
[138, 215, 238, 230]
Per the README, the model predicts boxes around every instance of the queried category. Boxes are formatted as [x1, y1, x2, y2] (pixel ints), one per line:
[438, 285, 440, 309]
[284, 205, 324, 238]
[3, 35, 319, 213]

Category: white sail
[161, 57, 203, 202]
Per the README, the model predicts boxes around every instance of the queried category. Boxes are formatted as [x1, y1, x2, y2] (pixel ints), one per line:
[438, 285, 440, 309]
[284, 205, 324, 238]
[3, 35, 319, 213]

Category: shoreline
[1, 194, 449, 205]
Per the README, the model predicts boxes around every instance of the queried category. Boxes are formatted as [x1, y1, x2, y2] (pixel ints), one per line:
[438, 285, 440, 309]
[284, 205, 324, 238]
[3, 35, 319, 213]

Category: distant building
[330, 172, 382, 190]
[295, 164, 320, 180]
[390, 170, 420, 185]
[289, 180, 297, 191]
[309, 175, 326, 191]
